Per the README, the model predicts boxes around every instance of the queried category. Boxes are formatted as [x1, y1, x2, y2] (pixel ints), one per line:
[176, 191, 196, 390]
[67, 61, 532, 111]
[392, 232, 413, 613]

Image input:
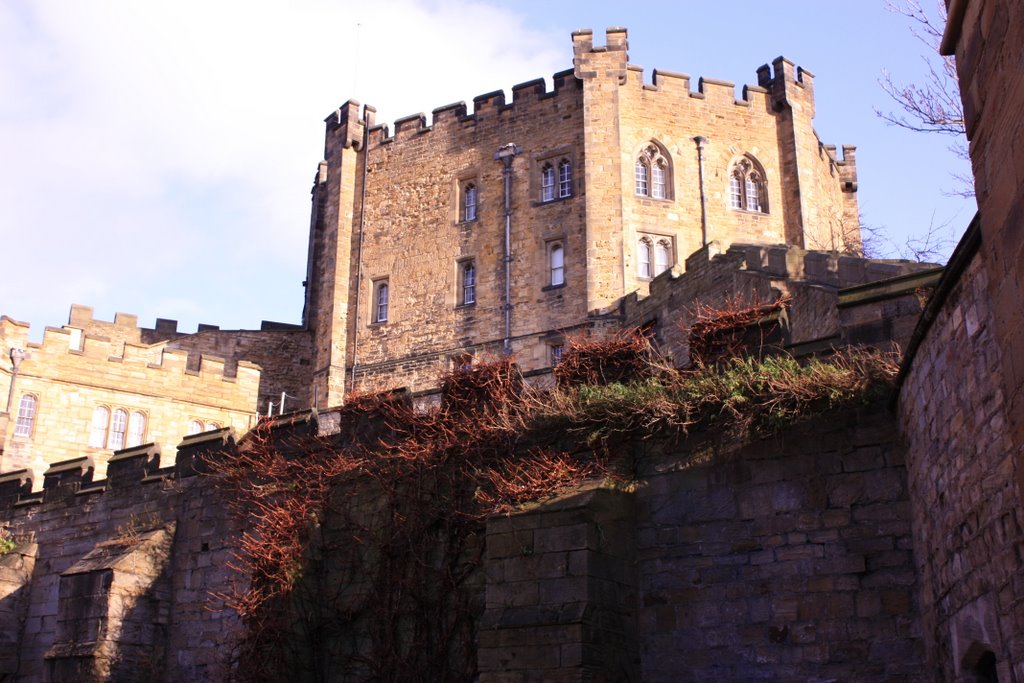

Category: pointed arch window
[14, 394, 37, 438]
[635, 143, 673, 200]
[729, 157, 768, 213]
[127, 411, 147, 448]
[373, 279, 390, 323]
[108, 408, 128, 450]
[638, 238, 653, 279]
[655, 239, 672, 275]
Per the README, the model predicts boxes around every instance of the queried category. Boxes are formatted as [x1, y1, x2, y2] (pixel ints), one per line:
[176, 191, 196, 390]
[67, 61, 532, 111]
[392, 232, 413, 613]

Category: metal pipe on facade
[495, 143, 521, 355]
[5, 348, 25, 414]
[694, 136, 709, 246]
[348, 108, 372, 396]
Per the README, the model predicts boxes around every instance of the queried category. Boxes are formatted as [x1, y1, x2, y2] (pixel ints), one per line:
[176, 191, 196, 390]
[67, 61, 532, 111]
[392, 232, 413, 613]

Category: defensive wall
[66, 305, 314, 413]
[619, 241, 941, 367]
[0, 431, 244, 682]
[0, 316, 259, 483]
[0, 396, 927, 681]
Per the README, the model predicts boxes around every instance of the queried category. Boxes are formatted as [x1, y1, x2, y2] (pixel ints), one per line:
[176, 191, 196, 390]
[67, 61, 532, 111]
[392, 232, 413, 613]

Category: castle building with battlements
[305, 28, 865, 407]
[3, 27, 927, 486]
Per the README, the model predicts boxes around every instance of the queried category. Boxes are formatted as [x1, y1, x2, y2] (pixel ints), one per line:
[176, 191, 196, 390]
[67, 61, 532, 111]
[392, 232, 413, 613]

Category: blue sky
[0, 0, 973, 340]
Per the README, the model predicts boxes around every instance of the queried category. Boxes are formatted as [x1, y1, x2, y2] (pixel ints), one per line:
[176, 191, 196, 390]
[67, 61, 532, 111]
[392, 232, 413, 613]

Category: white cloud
[0, 0, 564, 334]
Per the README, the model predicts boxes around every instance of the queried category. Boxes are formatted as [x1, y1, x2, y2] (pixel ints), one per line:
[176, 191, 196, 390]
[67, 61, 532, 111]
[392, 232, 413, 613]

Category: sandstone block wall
[898, 239, 1024, 680]
[308, 28, 863, 402]
[618, 241, 938, 367]
[0, 433, 245, 682]
[0, 316, 259, 483]
[481, 402, 925, 681]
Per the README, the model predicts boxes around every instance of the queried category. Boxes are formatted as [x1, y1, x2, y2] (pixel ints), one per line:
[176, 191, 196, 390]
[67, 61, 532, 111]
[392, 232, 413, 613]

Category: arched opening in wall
[973, 651, 998, 682]
[963, 643, 1000, 683]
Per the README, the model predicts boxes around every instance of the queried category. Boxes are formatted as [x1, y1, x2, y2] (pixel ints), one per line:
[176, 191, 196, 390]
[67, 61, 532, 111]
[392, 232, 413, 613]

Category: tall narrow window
[634, 160, 649, 196]
[655, 240, 672, 275]
[558, 159, 572, 198]
[108, 408, 128, 451]
[549, 242, 565, 286]
[652, 160, 667, 199]
[14, 394, 36, 438]
[127, 411, 147, 448]
[540, 164, 555, 202]
[89, 406, 110, 448]
[461, 261, 476, 305]
[373, 281, 389, 323]
[188, 419, 203, 436]
[638, 239, 652, 279]
[729, 173, 743, 209]
[729, 156, 768, 213]
[462, 182, 477, 222]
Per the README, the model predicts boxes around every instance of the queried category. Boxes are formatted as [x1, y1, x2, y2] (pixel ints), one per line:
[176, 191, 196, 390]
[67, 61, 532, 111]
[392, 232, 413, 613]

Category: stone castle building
[2, 27, 899, 481]
[307, 28, 862, 404]
[2, 10, 1024, 680]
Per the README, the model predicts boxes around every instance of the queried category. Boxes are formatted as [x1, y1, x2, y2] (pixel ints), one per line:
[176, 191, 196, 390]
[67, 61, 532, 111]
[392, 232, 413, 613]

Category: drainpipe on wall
[694, 136, 709, 247]
[5, 348, 26, 414]
[495, 143, 521, 355]
[348, 109, 372, 397]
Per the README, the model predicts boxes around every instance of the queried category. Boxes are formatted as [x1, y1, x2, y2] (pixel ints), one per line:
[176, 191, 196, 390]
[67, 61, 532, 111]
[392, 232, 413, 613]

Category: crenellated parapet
[364, 68, 581, 148]
[619, 241, 942, 366]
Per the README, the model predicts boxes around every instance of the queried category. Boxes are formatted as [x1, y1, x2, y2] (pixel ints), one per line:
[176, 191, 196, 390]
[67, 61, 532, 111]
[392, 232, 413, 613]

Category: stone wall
[0, 316, 259, 482]
[898, 234, 1024, 680]
[0, 396, 927, 681]
[617, 241, 938, 367]
[0, 432, 245, 682]
[943, 0, 1024, 473]
[481, 403, 925, 682]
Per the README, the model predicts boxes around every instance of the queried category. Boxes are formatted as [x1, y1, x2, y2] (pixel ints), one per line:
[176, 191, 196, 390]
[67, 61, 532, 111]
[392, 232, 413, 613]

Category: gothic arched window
[729, 156, 768, 213]
[635, 142, 673, 200]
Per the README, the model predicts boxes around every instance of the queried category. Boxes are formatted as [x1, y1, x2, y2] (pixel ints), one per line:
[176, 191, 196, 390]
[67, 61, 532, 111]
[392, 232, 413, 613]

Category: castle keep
[307, 28, 861, 404]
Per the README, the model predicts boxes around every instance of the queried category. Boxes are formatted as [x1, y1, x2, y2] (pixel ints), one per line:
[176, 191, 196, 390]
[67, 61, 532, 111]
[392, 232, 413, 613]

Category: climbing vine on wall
[207, 307, 898, 682]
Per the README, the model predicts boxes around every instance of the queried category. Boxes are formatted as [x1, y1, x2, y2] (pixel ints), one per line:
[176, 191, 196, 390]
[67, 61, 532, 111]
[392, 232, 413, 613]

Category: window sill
[455, 302, 476, 310]
[634, 195, 674, 205]
[542, 283, 566, 292]
[533, 195, 574, 208]
[730, 208, 769, 216]
[368, 321, 388, 328]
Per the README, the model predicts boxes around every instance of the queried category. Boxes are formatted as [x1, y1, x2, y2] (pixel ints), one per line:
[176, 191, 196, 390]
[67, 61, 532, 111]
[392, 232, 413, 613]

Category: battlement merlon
[323, 100, 370, 153]
[573, 28, 629, 82]
[757, 56, 816, 118]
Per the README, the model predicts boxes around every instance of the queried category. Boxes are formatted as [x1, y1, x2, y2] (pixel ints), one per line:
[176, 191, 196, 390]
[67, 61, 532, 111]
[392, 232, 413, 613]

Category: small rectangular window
[548, 242, 565, 287]
[459, 260, 476, 306]
[541, 164, 555, 202]
[373, 279, 390, 323]
[14, 394, 36, 438]
[550, 344, 564, 366]
[461, 182, 477, 222]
